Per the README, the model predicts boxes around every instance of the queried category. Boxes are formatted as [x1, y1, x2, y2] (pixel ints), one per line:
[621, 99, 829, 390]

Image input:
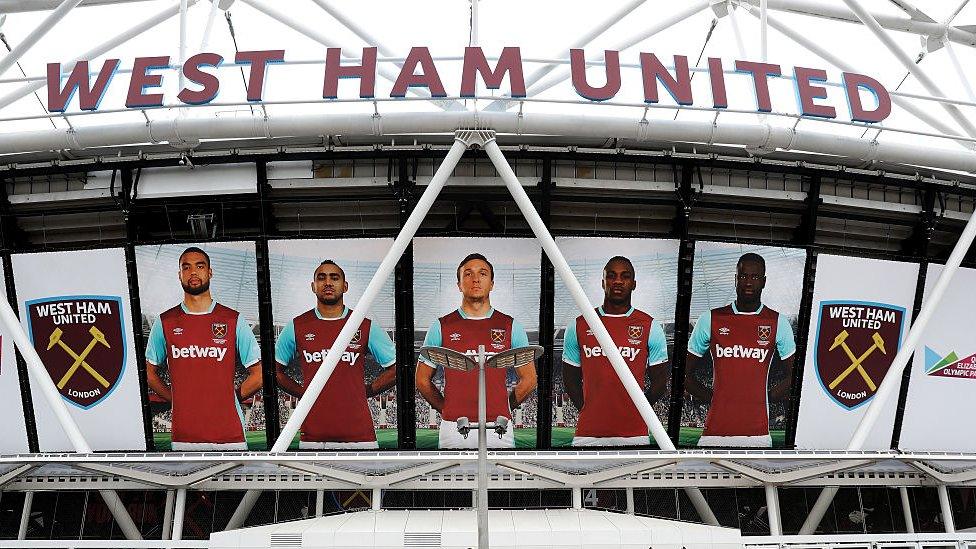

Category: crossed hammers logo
[47, 326, 112, 390]
[827, 329, 885, 392]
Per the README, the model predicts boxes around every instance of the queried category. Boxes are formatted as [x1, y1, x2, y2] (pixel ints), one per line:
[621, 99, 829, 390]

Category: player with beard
[561, 256, 669, 446]
[274, 260, 397, 449]
[145, 247, 263, 450]
[416, 253, 537, 449]
[685, 252, 796, 447]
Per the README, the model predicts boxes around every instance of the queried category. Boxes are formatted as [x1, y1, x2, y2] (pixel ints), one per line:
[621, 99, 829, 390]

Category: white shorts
[572, 435, 652, 447]
[697, 434, 772, 448]
[171, 441, 248, 451]
[438, 420, 515, 449]
[299, 440, 379, 450]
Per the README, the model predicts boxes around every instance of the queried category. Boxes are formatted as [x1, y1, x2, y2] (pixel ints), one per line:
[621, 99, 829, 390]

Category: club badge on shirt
[490, 328, 506, 349]
[212, 322, 228, 339]
[758, 325, 771, 344]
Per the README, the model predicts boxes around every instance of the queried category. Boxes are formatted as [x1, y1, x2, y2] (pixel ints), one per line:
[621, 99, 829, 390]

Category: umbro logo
[172, 327, 183, 336]
[304, 333, 315, 341]
[450, 332, 461, 341]
[719, 327, 730, 335]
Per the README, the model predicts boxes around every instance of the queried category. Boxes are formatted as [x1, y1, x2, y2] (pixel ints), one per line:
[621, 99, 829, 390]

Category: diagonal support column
[0, 289, 142, 538]
[799, 182, 976, 535]
[841, 0, 976, 140]
[0, 0, 83, 78]
[482, 135, 719, 526]
[0, 0, 198, 111]
[225, 133, 471, 531]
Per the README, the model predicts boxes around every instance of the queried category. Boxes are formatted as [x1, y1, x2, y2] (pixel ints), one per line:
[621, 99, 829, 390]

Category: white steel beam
[0, 464, 33, 487]
[273, 462, 367, 485]
[740, 0, 976, 47]
[938, 484, 956, 533]
[0, 0, 153, 12]
[910, 460, 976, 484]
[482, 136, 719, 527]
[900, 487, 915, 534]
[765, 484, 782, 535]
[0, 0, 198, 112]
[171, 489, 186, 541]
[841, 0, 976, 140]
[16, 491, 31, 540]
[0, 0, 83, 78]
[162, 490, 174, 540]
[198, 0, 220, 49]
[741, 3, 969, 146]
[488, 0, 710, 109]
[314, 490, 323, 517]
[799, 178, 976, 534]
[237, 0, 461, 111]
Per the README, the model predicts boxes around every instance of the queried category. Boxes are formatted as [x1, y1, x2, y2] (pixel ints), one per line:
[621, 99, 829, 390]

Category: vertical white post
[199, 0, 220, 48]
[900, 487, 915, 534]
[171, 489, 186, 541]
[572, 488, 583, 510]
[162, 490, 175, 539]
[371, 488, 381, 511]
[315, 490, 324, 517]
[476, 345, 488, 549]
[483, 138, 719, 527]
[765, 484, 782, 536]
[470, 0, 479, 47]
[760, 0, 768, 62]
[626, 487, 635, 515]
[178, 0, 188, 91]
[17, 491, 32, 540]
[801, 199, 976, 535]
[938, 485, 956, 533]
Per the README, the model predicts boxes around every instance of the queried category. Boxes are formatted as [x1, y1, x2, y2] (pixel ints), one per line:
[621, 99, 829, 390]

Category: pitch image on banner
[136, 242, 264, 451]
[269, 238, 397, 450]
[552, 237, 679, 448]
[12, 248, 146, 451]
[683, 242, 804, 448]
[413, 237, 541, 449]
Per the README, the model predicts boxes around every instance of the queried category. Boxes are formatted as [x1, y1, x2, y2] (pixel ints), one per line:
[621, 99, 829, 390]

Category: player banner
[898, 264, 976, 453]
[683, 242, 805, 448]
[12, 249, 146, 451]
[136, 242, 266, 451]
[551, 237, 679, 448]
[794, 254, 918, 450]
[413, 237, 541, 450]
[0, 268, 30, 454]
[268, 238, 398, 450]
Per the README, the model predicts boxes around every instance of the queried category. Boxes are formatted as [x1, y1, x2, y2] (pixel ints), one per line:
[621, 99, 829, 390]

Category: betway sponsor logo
[170, 345, 227, 361]
[714, 344, 768, 362]
[582, 345, 642, 361]
[302, 349, 360, 365]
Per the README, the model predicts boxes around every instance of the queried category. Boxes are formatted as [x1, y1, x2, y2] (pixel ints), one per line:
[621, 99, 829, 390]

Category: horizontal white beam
[3, 109, 976, 173]
[0, 0, 154, 12]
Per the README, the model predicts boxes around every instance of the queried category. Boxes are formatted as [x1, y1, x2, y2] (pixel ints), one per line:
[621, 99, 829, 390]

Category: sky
[2, 0, 976, 158]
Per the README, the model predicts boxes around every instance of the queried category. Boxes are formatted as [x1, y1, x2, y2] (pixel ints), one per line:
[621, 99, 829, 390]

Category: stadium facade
[1, 0, 976, 547]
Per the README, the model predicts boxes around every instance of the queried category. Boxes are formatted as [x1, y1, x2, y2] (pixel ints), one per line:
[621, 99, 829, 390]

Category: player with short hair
[416, 253, 538, 449]
[145, 246, 263, 451]
[274, 260, 397, 449]
[562, 256, 669, 446]
[685, 252, 796, 447]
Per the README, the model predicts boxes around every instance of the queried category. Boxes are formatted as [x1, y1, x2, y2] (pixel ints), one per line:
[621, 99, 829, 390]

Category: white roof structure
[1, 0, 976, 179]
[208, 509, 744, 549]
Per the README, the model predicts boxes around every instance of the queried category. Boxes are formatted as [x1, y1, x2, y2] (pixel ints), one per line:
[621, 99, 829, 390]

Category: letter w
[47, 59, 119, 112]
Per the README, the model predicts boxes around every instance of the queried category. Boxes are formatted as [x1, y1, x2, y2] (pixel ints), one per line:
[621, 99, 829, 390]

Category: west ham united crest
[627, 325, 644, 339]
[814, 300, 905, 410]
[490, 328, 505, 344]
[211, 322, 228, 339]
[26, 296, 127, 409]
